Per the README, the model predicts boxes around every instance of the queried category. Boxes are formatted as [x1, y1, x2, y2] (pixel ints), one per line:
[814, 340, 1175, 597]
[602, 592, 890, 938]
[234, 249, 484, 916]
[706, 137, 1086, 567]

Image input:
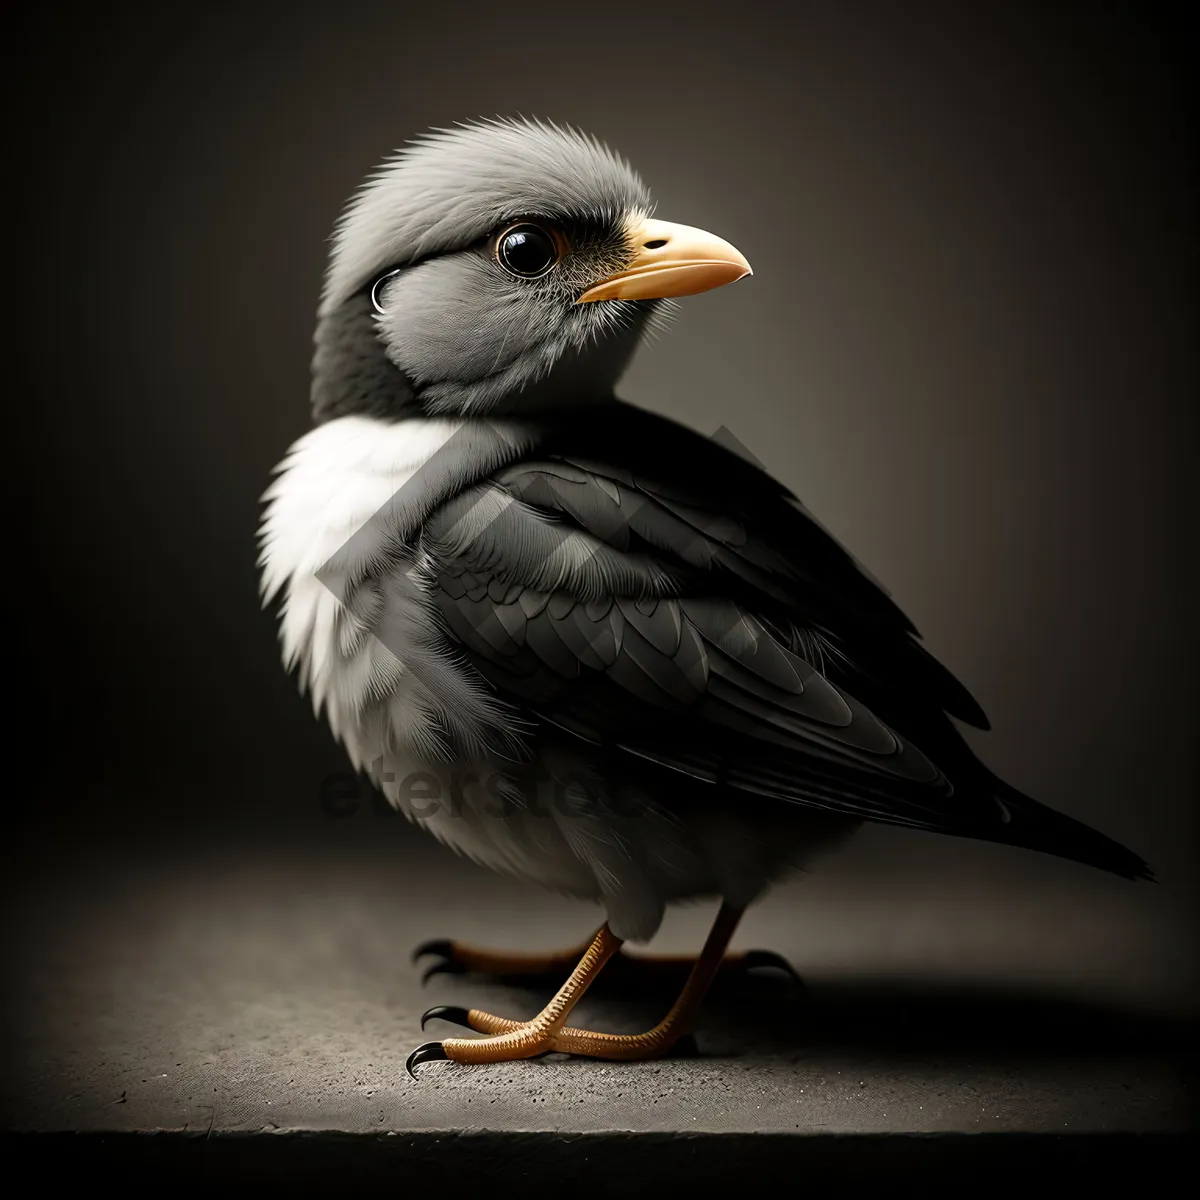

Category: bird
[257, 117, 1152, 1076]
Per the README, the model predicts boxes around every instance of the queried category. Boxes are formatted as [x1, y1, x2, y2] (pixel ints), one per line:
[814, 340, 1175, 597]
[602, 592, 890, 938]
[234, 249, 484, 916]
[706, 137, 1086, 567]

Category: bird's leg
[407, 924, 622, 1073]
[414, 925, 800, 986]
[423, 903, 746, 1061]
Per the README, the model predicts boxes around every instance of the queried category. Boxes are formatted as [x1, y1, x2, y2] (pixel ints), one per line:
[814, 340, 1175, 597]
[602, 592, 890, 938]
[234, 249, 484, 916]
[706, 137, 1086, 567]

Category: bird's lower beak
[574, 218, 752, 304]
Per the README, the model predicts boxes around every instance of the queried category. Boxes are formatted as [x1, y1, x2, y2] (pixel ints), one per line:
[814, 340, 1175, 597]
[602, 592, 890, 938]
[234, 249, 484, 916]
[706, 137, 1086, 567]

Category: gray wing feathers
[426, 479, 946, 799]
[400, 433, 1151, 880]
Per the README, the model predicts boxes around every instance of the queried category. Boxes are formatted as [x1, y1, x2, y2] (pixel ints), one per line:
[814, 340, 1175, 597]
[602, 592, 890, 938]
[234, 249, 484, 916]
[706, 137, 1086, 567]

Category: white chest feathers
[257, 415, 467, 767]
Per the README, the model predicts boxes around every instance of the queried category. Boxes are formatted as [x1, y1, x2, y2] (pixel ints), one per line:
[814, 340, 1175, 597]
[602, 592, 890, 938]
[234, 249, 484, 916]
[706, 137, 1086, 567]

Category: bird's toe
[406, 1041, 450, 1079]
[411, 938, 455, 965]
[421, 959, 468, 985]
[413, 939, 469, 984]
[421, 1005, 473, 1031]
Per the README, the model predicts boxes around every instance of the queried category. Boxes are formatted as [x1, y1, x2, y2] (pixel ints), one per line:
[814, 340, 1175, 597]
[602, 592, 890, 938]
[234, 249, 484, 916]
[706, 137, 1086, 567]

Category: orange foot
[406, 904, 796, 1074]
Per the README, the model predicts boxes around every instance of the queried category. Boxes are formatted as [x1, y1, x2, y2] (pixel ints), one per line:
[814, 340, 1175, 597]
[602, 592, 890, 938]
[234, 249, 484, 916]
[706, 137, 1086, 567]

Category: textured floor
[4, 810, 1194, 1145]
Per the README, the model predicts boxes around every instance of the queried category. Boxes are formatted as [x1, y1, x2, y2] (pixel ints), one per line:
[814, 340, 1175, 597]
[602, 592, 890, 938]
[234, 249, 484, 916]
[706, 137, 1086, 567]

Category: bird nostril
[643, 239, 668, 250]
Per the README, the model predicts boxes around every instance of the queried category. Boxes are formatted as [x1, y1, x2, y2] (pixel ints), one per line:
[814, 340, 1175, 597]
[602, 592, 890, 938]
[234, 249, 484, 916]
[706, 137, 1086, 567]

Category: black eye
[496, 223, 560, 278]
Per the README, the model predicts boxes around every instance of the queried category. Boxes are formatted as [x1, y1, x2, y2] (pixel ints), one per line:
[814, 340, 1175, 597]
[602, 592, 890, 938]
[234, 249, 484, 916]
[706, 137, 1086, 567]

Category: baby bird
[258, 118, 1151, 1073]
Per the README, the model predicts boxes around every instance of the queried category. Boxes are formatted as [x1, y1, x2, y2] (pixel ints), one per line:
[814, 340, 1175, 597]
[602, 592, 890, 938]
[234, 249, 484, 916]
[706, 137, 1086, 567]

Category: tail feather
[987, 777, 1155, 882]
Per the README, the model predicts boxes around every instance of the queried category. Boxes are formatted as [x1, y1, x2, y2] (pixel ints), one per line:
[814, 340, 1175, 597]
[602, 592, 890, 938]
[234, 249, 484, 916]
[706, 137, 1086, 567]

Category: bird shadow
[699, 975, 1194, 1063]
[426, 963, 1195, 1064]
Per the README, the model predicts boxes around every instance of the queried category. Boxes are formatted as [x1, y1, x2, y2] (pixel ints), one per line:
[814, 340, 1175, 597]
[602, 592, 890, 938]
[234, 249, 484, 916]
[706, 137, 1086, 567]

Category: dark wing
[420, 407, 1150, 878]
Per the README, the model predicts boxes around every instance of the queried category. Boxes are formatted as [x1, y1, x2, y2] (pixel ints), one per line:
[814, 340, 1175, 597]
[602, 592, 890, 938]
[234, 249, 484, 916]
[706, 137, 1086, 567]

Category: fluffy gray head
[312, 118, 663, 420]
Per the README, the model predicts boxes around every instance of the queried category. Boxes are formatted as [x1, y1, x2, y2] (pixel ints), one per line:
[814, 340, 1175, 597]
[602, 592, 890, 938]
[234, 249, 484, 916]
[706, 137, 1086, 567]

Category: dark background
[5, 2, 1196, 901]
[2, 3, 1196, 1161]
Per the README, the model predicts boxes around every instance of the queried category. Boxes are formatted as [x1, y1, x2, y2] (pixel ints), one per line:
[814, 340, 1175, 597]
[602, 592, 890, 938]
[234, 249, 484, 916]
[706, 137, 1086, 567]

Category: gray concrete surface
[3, 813, 1194, 1138]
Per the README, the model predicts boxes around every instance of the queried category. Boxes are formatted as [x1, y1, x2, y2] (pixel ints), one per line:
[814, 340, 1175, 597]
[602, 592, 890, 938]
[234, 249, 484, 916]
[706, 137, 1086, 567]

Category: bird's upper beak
[575, 217, 752, 304]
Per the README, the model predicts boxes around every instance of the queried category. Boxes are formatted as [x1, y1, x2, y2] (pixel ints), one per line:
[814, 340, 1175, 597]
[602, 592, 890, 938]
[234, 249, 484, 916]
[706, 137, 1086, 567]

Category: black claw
[421, 960, 468, 985]
[742, 949, 804, 985]
[412, 938, 454, 965]
[406, 1041, 449, 1079]
[421, 1005, 472, 1031]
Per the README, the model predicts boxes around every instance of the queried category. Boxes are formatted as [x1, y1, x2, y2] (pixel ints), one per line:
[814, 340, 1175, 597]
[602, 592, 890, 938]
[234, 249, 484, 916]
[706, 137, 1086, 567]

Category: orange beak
[575, 217, 752, 304]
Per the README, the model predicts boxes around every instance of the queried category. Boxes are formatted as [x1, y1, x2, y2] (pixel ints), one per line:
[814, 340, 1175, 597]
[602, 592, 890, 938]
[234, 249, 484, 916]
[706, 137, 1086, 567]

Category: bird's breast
[257, 414, 473, 762]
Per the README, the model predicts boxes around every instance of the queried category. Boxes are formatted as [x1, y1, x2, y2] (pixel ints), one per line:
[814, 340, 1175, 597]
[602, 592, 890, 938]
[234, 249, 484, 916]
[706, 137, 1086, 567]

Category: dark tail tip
[1044, 834, 1153, 884]
[1046, 823, 1154, 884]
[992, 780, 1155, 883]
